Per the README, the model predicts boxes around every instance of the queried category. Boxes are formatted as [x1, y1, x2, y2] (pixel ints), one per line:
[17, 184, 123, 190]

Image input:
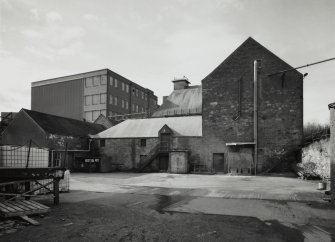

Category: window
[93, 94, 100, 105]
[140, 139, 146, 147]
[85, 111, 92, 121]
[114, 78, 118, 88]
[145, 94, 147, 100]
[101, 110, 106, 116]
[100, 139, 105, 147]
[100, 93, 106, 104]
[93, 110, 100, 120]
[132, 88, 135, 95]
[142, 92, 144, 99]
[114, 96, 118, 106]
[125, 101, 129, 110]
[85, 95, 92, 105]
[132, 104, 135, 112]
[85, 78, 93, 87]
[136, 89, 138, 97]
[101, 75, 107, 85]
[93, 76, 100, 86]
[141, 107, 144, 112]
[136, 105, 139, 113]
[109, 95, 113, 104]
[109, 77, 113, 86]
[53, 152, 62, 167]
[126, 84, 129, 93]
[121, 82, 125, 91]
[121, 99, 124, 108]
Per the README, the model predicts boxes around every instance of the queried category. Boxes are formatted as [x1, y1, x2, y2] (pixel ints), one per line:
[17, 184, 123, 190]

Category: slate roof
[95, 116, 202, 138]
[152, 86, 202, 117]
[23, 109, 105, 136]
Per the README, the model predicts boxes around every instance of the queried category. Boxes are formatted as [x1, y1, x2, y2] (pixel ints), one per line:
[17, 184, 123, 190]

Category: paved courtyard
[1, 172, 334, 241]
[71, 172, 324, 201]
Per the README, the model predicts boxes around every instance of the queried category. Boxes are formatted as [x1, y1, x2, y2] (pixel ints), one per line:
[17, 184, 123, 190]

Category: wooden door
[213, 153, 226, 173]
[160, 133, 171, 151]
[159, 155, 169, 171]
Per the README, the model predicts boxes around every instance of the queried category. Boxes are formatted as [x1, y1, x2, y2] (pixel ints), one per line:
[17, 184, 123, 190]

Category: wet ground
[1, 173, 334, 241]
[0, 191, 307, 242]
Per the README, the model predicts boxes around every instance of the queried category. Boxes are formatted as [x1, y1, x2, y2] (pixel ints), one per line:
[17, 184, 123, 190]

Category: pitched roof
[95, 116, 202, 138]
[23, 109, 105, 136]
[152, 86, 202, 117]
[202, 37, 302, 83]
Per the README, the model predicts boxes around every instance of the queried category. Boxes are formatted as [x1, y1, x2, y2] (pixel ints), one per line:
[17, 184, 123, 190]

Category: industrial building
[1, 109, 105, 171]
[31, 69, 158, 122]
[93, 37, 303, 174]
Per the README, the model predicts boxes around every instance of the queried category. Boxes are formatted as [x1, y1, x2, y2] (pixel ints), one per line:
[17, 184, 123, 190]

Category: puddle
[264, 220, 304, 241]
[150, 195, 188, 214]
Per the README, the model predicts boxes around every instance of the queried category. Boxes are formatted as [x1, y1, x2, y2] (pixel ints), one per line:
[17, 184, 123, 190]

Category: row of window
[85, 93, 106, 106]
[85, 109, 107, 121]
[85, 76, 154, 104]
[109, 76, 148, 100]
[109, 95, 147, 113]
[85, 75, 107, 87]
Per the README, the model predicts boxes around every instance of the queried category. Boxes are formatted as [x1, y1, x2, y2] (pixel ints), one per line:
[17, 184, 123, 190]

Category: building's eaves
[31, 69, 109, 87]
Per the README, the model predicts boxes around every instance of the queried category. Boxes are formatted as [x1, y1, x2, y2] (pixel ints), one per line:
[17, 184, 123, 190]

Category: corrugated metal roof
[96, 116, 202, 138]
[152, 86, 202, 117]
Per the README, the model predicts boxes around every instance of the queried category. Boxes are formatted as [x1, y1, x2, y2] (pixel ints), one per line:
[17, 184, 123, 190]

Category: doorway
[213, 153, 227, 173]
[160, 133, 171, 152]
[159, 155, 169, 171]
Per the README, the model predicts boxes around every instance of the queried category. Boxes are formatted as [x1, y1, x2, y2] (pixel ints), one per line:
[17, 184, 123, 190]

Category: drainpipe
[254, 60, 260, 176]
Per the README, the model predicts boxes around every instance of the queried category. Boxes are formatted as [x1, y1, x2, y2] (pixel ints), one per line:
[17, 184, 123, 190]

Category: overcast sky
[0, 0, 334, 124]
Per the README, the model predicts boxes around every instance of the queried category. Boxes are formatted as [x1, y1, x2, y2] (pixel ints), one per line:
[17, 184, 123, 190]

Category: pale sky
[0, 0, 334, 124]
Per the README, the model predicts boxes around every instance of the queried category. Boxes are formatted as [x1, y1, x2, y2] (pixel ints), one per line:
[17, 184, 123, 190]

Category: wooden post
[53, 178, 60, 205]
[24, 182, 31, 200]
[26, 139, 32, 168]
[329, 103, 335, 207]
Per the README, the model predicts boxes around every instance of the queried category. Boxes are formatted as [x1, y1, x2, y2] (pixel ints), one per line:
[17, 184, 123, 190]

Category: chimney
[172, 76, 190, 90]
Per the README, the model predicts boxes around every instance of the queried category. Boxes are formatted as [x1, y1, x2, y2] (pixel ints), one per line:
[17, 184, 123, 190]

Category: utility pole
[329, 103, 335, 207]
[254, 60, 261, 175]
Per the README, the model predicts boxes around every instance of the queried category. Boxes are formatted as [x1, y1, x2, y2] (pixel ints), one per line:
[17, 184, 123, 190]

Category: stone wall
[202, 37, 303, 172]
[99, 136, 203, 172]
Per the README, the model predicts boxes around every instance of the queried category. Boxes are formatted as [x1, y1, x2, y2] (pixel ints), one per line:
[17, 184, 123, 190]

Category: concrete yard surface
[1, 172, 334, 241]
[71, 172, 324, 202]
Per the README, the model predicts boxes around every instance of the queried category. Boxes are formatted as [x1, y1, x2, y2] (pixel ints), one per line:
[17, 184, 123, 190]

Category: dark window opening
[281, 73, 286, 88]
[140, 139, 146, 147]
[100, 139, 105, 147]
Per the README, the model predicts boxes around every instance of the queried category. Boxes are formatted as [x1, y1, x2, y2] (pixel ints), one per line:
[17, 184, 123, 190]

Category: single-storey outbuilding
[1, 109, 105, 171]
[95, 115, 203, 172]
